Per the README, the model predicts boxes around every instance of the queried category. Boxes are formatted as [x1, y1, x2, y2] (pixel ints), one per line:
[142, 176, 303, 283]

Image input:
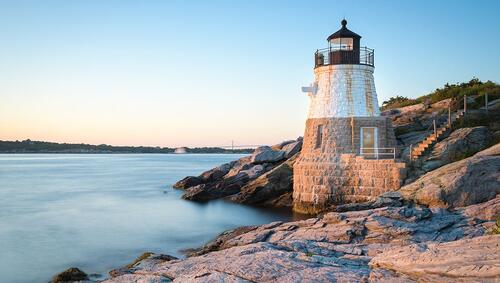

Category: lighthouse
[293, 20, 406, 214]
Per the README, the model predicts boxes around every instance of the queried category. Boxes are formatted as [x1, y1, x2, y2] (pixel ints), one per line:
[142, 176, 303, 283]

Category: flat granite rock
[104, 194, 500, 282]
[370, 235, 500, 282]
[399, 143, 500, 208]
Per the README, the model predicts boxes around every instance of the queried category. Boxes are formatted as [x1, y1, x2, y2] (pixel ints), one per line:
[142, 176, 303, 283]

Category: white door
[361, 127, 378, 158]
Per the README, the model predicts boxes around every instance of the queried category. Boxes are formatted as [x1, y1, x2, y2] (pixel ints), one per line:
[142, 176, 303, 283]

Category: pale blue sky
[1, 0, 499, 147]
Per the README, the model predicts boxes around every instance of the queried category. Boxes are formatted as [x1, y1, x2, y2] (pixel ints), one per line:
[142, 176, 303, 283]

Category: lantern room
[315, 19, 374, 68]
[327, 19, 360, 52]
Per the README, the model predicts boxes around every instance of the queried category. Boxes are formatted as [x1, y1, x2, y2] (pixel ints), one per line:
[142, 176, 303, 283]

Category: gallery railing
[315, 46, 374, 68]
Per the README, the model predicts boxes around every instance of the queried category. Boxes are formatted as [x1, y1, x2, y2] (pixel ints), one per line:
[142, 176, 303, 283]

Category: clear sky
[1, 0, 499, 147]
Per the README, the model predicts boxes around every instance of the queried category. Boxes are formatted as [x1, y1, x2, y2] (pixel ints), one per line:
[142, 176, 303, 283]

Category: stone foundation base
[293, 154, 406, 214]
[292, 116, 404, 214]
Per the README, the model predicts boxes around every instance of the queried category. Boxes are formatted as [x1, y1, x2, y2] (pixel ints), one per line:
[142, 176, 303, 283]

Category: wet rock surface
[174, 138, 302, 206]
[52, 267, 89, 283]
[102, 193, 500, 282]
[55, 144, 500, 282]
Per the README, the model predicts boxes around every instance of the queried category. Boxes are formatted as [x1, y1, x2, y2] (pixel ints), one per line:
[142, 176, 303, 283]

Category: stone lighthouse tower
[293, 20, 406, 214]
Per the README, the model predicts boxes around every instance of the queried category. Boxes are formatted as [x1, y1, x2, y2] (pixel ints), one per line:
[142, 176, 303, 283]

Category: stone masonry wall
[293, 154, 406, 214]
[293, 117, 405, 214]
[299, 117, 397, 160]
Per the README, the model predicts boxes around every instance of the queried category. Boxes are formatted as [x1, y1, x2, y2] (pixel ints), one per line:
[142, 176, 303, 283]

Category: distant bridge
[217, 144, 264, 150]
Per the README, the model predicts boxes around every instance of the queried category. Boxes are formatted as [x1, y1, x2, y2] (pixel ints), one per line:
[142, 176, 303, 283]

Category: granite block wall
[292, 117, 405, 214]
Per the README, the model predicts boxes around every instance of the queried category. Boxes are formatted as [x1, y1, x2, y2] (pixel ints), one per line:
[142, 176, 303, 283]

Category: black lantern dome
[314, 19, 374, 68]
[327, 19, 361, 43]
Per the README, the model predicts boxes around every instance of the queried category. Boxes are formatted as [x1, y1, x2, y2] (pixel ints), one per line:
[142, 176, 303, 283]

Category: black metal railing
[314, 46, 374, 68]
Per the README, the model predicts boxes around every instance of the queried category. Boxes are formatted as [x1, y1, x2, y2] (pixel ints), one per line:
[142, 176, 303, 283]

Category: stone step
[411, 110, 465, 161]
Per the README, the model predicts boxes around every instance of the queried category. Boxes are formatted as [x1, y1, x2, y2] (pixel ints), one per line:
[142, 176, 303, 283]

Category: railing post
[433, 119, 437, 139]
[485, 93, 489, 111]
[448, 107, 451, 127]
[464, 95, 467, 113]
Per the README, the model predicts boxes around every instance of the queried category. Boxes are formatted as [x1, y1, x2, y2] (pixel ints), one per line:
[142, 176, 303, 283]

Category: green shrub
[490, 216, 500, 235]
[382, 96, 418, 110]
[383, 78, 500, 111]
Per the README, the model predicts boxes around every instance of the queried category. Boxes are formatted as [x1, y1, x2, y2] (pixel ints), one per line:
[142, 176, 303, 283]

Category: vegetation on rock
[51, 267, 88, 283]
[383, 78, 500, 110]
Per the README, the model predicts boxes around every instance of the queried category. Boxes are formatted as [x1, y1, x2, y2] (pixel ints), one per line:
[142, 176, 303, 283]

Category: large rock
[424, 126, 493, 171]
[173, 176, 203, 189]
[51, 267, 88, 283]
[370, 235, 500, 282]
[238, 164, 265, 179]
[399, 143, 500, 208]
[172, 138, 303, 207]
[249, 146, 285, 164]
[102, 196, 499, 282]
[228, 155, 296, 206]
[271, 139, 295, 150]
[224, 156, 252, 179]
[182, 172, 249, 201]
[281, 140, 302, 158]
[173, 162, 234, 190]
[199, 162, 233, 182]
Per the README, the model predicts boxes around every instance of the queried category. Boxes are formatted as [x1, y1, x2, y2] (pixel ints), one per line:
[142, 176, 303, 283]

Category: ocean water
[0, 154, 298, 283]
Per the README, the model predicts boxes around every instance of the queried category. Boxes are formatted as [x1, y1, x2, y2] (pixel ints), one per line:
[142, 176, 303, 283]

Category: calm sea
[0, 154, 297, 283]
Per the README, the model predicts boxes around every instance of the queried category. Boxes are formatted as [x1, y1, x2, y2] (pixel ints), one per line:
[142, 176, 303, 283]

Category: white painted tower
[302, 19, 380, 118]
[293, 20, 405, 214]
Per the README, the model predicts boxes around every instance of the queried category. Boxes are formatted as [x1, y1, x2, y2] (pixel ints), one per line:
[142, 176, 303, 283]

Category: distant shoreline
[0, 152, 249, 154]
[0, 139, 254, 154]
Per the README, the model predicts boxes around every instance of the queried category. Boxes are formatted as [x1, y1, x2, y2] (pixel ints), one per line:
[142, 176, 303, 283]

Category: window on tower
[330, 37, 353, 50]
[315, 125, 324, 149]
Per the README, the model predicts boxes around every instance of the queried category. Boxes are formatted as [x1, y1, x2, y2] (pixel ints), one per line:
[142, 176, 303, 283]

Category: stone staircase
[410, 110, 465, 160]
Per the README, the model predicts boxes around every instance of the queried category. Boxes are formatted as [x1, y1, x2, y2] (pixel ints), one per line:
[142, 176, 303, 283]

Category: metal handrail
[315, 46, 374, 67]
[360, 147, 396, 159]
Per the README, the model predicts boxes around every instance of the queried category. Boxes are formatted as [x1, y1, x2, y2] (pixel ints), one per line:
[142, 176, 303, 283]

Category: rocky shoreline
[52, 143, 499, 282]
[52, 100, 500, 282]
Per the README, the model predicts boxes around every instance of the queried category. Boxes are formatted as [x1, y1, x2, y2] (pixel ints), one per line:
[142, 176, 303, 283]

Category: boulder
[107, 199, 499, 282]
[281, 140, 302, 158]
[424, 126, 493, 171]
[370, 235, 500, 281]
[199, 162, 233, 182]
[224, 156, 252, 179]
[182, 172, 249, 201]
[173, 176, 203, 189]
[228, 155, 296, 206]
[271, 140, 295, 150]
[250, 146, 285, 164]
[51, 267, 88, 283]
[239, 164, 265, 179]
[103, 274, 168, 283]
[460, 194, 500, 221]
[399, 143, 500, 208]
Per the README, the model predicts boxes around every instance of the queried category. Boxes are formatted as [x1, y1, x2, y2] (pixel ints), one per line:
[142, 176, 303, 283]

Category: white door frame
[360, 127, 378, 158]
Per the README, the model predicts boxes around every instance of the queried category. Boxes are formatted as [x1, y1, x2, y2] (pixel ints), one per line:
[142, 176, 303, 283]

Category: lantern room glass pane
[330, 38, 353, 50]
